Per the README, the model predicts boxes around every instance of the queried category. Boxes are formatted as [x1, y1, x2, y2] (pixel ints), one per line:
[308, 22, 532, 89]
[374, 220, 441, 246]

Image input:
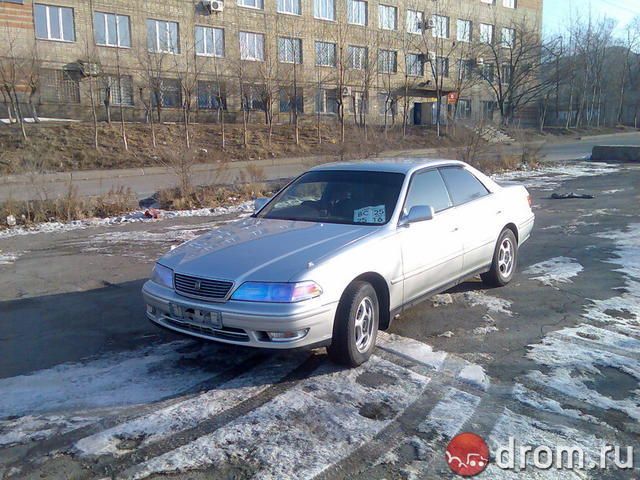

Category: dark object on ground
[551, 192, 594, 200]
[592, 145, 640, 162]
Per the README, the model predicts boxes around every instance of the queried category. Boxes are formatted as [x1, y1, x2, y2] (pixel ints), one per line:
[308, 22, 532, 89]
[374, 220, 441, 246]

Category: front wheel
[481, 229, 518, 287]
[327, 281, 379, 367]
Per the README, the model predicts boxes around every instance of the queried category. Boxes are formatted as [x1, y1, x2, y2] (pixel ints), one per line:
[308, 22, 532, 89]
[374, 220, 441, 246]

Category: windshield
[258, 170, 405, 225]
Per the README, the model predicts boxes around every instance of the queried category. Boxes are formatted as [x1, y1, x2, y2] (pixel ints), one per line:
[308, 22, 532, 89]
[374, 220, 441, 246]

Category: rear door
[439, 166, 501, 276]
[399, 169, 464, 304]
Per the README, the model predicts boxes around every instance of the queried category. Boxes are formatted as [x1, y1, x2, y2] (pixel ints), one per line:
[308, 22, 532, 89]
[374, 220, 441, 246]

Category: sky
[543, 0, 640, 36]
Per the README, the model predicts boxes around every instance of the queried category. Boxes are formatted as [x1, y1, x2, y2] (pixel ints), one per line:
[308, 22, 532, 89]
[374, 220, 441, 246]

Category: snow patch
[0, 202, 253, 240]
[493, 162, 620, 190]
[75, 354, 305, 457]
[523, 257, 583, 287]
[526, 334, 640, 420]
[377, 332, 448, 370]
[462, 291, 513, 316]
[126, 357, 429, 480]
[511, 384, 603, 425]
[458, 364, 491, 391]
[486, 408, 607, 478]
[0, 414, 97, 447]
[418, 388, 481, 439]
[0, 341, 252, 419]
[0, 252, 20, 265]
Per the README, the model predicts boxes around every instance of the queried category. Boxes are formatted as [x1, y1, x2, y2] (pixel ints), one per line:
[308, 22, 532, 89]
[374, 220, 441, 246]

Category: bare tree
[616, 18, 640, 125]
[476, 15, 555, 127]
[0, 23, 29, 140]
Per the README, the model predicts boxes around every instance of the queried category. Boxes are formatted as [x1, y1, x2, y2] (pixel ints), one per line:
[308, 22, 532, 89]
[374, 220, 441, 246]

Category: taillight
[527, 194, 532, 207]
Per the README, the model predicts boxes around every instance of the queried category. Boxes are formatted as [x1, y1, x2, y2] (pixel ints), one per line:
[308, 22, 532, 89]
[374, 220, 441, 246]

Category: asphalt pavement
[0, 158, 639, 479]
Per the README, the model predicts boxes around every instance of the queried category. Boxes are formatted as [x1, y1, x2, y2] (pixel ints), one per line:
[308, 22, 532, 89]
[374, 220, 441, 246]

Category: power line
[597, 0, 640, 16]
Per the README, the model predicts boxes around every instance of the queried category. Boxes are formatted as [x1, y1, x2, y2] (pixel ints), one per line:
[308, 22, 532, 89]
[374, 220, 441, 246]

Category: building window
[347, 0, 367, 26]
[277, 0, 301, 15]
[151, 78, 182, 108]
[147, 19, 179, 53]
[278, 37, 303, 64]
[432, 15, 449, 38]
[280, 88, 304, 113]
[501, 64, 512, 84]
[406, 9, 423, 34]
[238, 0, 264, 9]
[457, 19, 471, 42]
[94, 12, 130, 47]
[455, 98, 472, 119]
[482, 63, 495, 82]
[195, 26, 224, 57]
[503, 0, 516, 8]
[406, 53, 423, 76]
[40, 69, 80, 103]
[241, 85, 265, 111]
[378, 5, 397, 30]
[197, 81, 226, 110]
[480, 23, 494, 44]
[100, 75, 134, 106]
[378, 93, 396, 116]
[435, 57, 449, 77]
[457, 59, 474, 80]
[348, 45, 367, 69]
[34, 4, 75, 42]
[239, 32, 264, 61]
[378, 49, 397, 73]
[316, 88, 338, 113]
[315, 41, 336, 67]
[314, 0, 335, 20]
[351, 91, 368, 115]
[501, 27, 515, 48]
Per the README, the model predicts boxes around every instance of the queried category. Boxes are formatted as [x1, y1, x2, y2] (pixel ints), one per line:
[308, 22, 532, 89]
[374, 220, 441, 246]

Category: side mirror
[399, 205, 435, 227]
[253, 197, 269, 213]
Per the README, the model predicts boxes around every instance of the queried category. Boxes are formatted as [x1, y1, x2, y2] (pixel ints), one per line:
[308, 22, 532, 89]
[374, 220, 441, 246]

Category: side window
[439, 167, 489, 206]
[404, 169, 452, 215]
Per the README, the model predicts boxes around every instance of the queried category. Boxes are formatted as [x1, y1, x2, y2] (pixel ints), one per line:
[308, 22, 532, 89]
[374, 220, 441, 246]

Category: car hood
[159, 217, 377, 282]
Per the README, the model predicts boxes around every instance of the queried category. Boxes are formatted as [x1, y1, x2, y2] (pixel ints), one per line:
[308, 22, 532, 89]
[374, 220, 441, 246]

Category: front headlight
[231, 281, 322, 303]
[151, 263, 173, 289]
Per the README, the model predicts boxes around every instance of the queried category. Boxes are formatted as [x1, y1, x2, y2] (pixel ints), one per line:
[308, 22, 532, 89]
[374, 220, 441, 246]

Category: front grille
[174, 273, 233, 301]
[164, 317, 250, 342]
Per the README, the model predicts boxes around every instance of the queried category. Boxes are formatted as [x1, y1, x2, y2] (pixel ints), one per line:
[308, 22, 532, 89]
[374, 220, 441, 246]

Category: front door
[413, 103, 423, 125]
[399, 169, 463, 304]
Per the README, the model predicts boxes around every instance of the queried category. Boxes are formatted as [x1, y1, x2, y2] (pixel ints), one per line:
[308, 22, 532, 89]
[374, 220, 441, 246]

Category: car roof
[309, 158, 466, 175]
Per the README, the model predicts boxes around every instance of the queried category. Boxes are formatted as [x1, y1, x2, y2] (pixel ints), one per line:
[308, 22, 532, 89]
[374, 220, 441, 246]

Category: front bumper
[142, 281, 337, 349]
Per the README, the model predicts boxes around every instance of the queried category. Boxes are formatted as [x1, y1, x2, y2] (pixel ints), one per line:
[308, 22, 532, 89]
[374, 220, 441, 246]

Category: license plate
[170, 304, 222, 329]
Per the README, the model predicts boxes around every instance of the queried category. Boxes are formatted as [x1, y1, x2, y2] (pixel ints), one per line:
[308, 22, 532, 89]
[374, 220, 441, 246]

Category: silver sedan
[143, 159, 534, 366]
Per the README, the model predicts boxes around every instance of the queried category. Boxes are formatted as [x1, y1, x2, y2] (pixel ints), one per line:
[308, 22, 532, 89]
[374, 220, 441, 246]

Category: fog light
[267, 329, 309, 342]
[146, 305, 157, 316]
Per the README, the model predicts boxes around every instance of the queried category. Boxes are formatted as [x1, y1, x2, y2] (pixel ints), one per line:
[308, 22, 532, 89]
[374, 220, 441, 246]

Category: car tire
[481, 229, 518, 287]
[327, 281, 379, 367]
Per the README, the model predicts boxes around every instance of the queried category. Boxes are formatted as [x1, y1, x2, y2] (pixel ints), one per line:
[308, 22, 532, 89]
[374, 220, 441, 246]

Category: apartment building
[0, 0, 543, 125]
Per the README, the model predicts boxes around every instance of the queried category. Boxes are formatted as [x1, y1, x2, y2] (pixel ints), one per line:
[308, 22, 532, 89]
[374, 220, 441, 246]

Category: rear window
[439, 167, 489, 206]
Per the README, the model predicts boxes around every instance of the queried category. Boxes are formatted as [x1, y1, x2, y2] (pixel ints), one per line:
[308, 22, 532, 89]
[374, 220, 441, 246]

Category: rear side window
[439, 167, 489, 206]
[404, 169, 452, 214]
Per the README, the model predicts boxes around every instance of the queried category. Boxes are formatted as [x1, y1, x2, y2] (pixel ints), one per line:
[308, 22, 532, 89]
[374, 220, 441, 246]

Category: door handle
[496, 210, 503, 215]
[451, 227, 459, 232]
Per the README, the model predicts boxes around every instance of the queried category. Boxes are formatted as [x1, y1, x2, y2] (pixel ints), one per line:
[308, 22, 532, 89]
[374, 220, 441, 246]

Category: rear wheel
[327, 281, 379, 367]
[481, 229, 518, 287]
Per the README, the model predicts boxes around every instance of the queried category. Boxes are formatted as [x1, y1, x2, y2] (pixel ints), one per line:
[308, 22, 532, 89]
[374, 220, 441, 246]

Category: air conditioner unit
[476, 57, 485, 66]
[426, 18, 436, 29]
[78, 61, 100, 77]
[204, 0, 224, 12]
[341, 86, 352, 97]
